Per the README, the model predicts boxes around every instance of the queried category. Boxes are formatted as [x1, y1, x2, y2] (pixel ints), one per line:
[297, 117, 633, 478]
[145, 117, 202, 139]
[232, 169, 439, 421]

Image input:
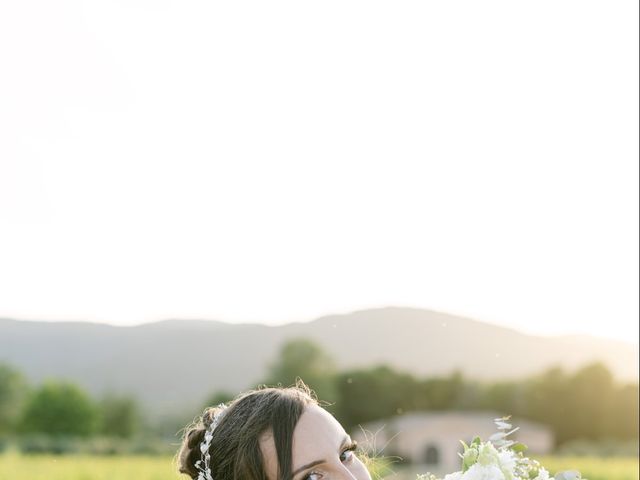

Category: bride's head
[177, 382, 371, 480]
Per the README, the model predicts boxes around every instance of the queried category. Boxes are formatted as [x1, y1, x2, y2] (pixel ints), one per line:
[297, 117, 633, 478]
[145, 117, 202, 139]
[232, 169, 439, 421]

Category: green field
[0, 453, 183, 480]
[0, 453, 637, 480]
[537, 457, 639, 480]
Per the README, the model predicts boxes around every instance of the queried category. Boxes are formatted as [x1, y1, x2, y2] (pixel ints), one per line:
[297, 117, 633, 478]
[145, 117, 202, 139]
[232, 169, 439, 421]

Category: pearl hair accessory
[195, 404, 228, 480]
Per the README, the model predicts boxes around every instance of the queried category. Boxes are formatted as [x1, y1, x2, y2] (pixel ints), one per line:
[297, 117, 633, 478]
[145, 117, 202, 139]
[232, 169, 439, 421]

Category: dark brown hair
[177, 381, 318, 480]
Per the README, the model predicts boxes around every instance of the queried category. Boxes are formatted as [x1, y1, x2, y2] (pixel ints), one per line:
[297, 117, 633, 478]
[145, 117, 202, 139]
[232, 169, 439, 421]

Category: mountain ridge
[1, 307, 636, 347]
[0, 307, 637, 417]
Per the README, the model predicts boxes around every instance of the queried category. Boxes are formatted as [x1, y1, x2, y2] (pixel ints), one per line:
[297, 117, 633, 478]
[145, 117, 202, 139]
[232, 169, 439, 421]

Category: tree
[20, 381, 99, 437]
[336, 365, 419, 429]
[264, 338, 338, 404]
[609, 383, 639, 440]
[0, 363, 29, 434]
[419, 371, 466, 410]
[480, 380, 527, 417]
[525, 366, 572, 445]
[565, 362, 615, 440]
[203, 391, 236, 409]
[99, 394, 141, 438]
[524, 363, 618, 445]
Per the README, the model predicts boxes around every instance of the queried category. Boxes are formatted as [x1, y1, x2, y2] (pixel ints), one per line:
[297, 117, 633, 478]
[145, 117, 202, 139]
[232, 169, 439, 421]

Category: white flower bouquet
[417, 417, 583, 480]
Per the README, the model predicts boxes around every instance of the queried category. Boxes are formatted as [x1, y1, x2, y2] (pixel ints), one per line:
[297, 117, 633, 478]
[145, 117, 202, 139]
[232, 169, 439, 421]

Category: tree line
[254, 338, 639, 447]
[1, 337, 638, 451]
[0, 365, 140, 440]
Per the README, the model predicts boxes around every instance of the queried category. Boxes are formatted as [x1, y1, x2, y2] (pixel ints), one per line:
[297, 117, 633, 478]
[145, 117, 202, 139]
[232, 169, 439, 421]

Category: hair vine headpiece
[195, 403, 228, 480]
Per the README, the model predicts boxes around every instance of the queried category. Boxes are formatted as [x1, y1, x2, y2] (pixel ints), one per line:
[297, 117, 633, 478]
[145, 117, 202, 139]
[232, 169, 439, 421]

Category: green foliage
[335, 367, 469, 430]
[524, 366, 572, 443]
[264, 340, 636, 448]
[99, 394, 141, 439]
[524, 363, 636, 446]
[567, 363, 615, 440]
[336, 365, 420, 429]
[609, 384, 639, 440]
[419, 371, 465, 410]
[0, 363, 29, 434]
[264, 338, 338, 404]
[480, 381, 527, 415]
[1, 344, 637, 453]
[203, 390, 235, 409]
[19, 381, 100, 437]
[336, 360, 637, 448]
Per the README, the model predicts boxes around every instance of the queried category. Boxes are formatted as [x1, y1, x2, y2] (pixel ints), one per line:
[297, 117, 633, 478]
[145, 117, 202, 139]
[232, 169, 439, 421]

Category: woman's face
[260, 404, 372, 480]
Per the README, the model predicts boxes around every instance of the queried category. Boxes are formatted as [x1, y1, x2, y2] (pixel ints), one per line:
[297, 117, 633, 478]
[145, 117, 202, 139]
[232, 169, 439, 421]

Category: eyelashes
[344, 441, 358, 454]
[301, 441, 360, 480]
[340, 441, 359, 462]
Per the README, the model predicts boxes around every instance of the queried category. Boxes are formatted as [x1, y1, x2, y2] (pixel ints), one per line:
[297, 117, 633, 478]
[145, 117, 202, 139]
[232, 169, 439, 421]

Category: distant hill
[0, 307, 637, 417]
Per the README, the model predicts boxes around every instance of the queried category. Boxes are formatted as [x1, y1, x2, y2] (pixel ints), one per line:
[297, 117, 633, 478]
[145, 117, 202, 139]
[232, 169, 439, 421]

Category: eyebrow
[291, 435, 351, 477]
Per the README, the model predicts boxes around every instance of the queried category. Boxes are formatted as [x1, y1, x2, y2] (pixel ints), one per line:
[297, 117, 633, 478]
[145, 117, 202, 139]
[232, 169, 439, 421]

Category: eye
[340, 442, 358, 463]
[301, 442, 359, 479]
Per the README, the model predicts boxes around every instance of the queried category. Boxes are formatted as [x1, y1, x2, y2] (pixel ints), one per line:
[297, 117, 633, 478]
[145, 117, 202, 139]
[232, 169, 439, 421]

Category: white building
[352, 411, 553, 475]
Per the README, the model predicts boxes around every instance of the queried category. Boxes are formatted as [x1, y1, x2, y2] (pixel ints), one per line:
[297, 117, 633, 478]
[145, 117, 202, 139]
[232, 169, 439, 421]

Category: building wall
[352, 412, 554, 475]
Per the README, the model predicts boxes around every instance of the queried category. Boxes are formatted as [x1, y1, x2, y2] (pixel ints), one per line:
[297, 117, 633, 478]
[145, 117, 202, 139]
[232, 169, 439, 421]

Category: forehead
[292, 404, 346, 449]
[260, 405, 347, 479]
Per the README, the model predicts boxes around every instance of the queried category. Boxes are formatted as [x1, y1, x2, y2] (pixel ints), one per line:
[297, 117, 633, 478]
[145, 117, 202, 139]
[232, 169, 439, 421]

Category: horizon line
[1, 305, 638, 346]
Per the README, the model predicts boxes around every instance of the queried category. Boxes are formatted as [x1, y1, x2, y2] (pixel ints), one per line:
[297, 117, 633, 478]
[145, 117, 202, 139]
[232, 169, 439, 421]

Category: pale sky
[0, 1, 638, 344]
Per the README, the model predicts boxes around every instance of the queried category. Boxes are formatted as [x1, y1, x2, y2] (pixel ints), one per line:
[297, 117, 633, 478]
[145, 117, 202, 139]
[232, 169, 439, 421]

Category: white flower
[534, 468, 550, 480]
[462, 463, 505, 480]
[556, 471, 581, 480]
[418, 419, 583, 480]
[476, 443, 500, 466]
[497, 449, 518, 479]
[444, 472, 464, 480]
